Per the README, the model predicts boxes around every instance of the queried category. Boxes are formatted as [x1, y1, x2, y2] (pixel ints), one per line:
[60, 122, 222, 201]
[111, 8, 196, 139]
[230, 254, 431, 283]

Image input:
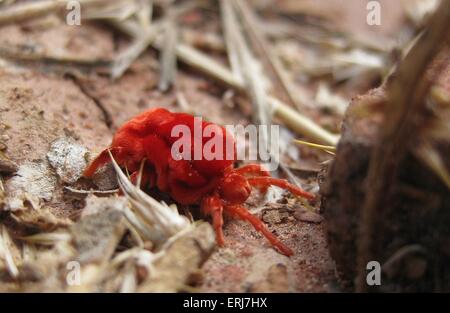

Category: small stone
[294, 208, 323, 224]
[71, 209, 126, 264]
[0, 152, 18, 174]
[92, 163, 118, 190]
[47, 137, 89, 184]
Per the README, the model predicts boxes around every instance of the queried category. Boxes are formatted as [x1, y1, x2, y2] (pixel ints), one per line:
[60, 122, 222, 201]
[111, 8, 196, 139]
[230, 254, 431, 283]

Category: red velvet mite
[84, 107, 315, 256]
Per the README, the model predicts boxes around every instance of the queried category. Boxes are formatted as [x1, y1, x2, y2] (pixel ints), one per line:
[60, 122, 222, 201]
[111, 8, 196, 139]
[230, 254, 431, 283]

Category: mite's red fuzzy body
[84, 107, 315, 256]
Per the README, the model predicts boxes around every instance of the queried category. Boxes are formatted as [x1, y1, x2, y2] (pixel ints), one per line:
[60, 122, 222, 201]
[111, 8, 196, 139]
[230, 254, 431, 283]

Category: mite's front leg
[201, 194, 225, 246]
[234, 164, 271, 177]
[247, 177, 315, 200]
[224, 204, 294, 256]
[84, 147, 124, 177]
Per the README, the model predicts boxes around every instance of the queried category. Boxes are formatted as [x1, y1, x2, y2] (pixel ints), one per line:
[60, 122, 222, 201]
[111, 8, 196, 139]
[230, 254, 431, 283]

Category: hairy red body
[84, 108, 315, 256]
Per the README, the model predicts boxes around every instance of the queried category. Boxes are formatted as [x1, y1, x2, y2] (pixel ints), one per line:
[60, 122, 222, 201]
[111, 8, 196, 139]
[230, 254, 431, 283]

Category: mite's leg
[234, 164, 271, 177]
[84, 147, 122, 178]
[201, 195, 225, 246]
[247, 177, 315, 200]
[234, 164, 271, 193]
[225, 205, 293, 256]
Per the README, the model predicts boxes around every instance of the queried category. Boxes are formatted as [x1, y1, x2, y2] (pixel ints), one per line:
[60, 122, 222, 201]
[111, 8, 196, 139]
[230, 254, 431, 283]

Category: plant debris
[294, 208, 323, 224]
[4, 160, 57, 211]
[71, 209, 127, 264]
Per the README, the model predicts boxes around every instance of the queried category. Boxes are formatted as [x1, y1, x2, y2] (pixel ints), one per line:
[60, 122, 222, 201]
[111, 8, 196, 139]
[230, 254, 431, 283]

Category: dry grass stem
[0, 225, 19, 278]
[111, 27, 159, 79]
[83, 1, 138, 21]
[64, 186, 119, 194]
[19, 232, 72, 246]
[233, 0, 304, 110]
[109, 151, 190, 247]
[158, 8, 178, 91]
[0, 0, 112, 25]
[414, 143, 450, 190]
[220, 0, 244, 83]
[293, 139, 336, 154]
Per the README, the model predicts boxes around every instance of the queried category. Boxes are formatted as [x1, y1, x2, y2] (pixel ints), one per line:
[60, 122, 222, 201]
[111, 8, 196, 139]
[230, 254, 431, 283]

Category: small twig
[293, 139, 336, 155]
[137, 0, 153, 28]
[108, 1, 157, 80]
[220, 0, 244, 83]
[232, 0, 304, 110]
[0, 0, 61, 25]
[181, 29, 225, 53]
[220, 0, 271, 130]
[0, 0, 110, 25]
[18, 231, 72, 246]
[107, 1, 195, 81]
[270, 97, 339, 146]
[381, 244, 426, 276]
[0, 45, 111, 66]
[68, 74, 113, 128]
[64, 186, 119, 194]
[0, 176, 4, 196]
[0, 225, 19, 278]
[158, 7, 178, 92]
[414, 142, 450, 190]
[111, 27, 159, 80]
[83, 0, 138, 21]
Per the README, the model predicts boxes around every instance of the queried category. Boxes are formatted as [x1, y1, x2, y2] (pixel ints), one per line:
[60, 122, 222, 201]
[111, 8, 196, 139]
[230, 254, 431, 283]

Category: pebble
[294, 208, 324, 224]
[47, 137, 89, 184]
[0, 153, 18, 174]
